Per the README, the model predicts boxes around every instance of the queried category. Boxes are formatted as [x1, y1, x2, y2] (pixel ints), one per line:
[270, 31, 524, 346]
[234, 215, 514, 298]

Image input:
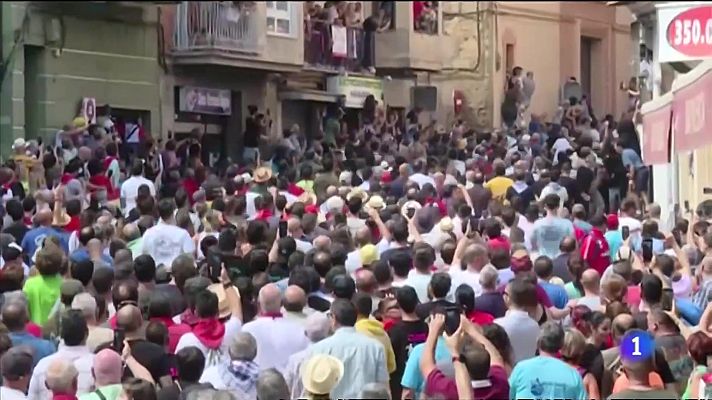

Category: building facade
[1, 1, 633, 160]
[619, 1, 712, 222]
[0, 2, 164, 158]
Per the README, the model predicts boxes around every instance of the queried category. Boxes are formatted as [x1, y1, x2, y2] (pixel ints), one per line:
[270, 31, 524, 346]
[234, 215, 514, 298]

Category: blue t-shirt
[532, 217, 575, 259]
[401, 337, 450, 397]
[605, 230, 623, 262]
[21, 227, 68, 264]
[622, 148, 644, 169]
[509, 356, 587, 400]
[69, 249, 114, 267]
[539, 281, 569, 309]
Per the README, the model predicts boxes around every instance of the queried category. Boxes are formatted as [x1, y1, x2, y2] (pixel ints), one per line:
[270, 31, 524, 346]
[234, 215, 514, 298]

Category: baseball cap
[606, 214, 619, 230]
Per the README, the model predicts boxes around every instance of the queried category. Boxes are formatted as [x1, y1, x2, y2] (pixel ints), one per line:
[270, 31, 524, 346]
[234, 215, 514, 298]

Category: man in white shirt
[449, 243, 489, 296]
[175, 281, 243, 368]
[287, 217, 313, 254]
[618, 197, 642, 242]
[28, 310, 95, 400]
[120, 159, 156, 217]
[241, 284, 310, 374]
[409, 161, 435, 189]
[0, 347, 33, 400]
[141, 198, 195, 269]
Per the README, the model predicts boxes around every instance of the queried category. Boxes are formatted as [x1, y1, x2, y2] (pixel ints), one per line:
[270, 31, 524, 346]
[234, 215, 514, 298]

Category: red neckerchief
[64, 216, 81, 233]
[2, 180, 15, 190]
[287, 182, 305, 197]
[255, 209, 273, 221]
[60, 173, 75, 185]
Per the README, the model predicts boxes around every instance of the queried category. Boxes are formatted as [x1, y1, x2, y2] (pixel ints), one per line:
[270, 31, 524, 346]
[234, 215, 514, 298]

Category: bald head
[355, 226, 371, 247]
[355, 268, 377, 293]
[78, 146, 92, 161]
[581, 269, 600, 292]
[1, 302, 27, 331]
[46, 358, 78, 394]
[35, 209, 53, 226]
[122, 223, 140, 242]
[93, 349, 122, 387]
[116, 304, 142, 334]
[399, 164, 409, 176]
[313, 235, 331, 251]
[113, 249, 132, 266]
[560, 236, 577, 253]
[612, 313, 635, 342]
[287, 217, 302, 236]
[283, 285, 306, 312]
[258, 283, 282, 313]
[326, 186, 338, 197]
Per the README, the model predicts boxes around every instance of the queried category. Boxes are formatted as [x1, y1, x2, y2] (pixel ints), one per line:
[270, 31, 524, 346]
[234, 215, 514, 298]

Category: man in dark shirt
[118, 304, 171, 384]
[415, 273, 457, 320]
[379, 220, 412, 266]
[388, 286, 428, 400]
[552, 237, 576, 283]
[467, 172, 491, 218]
[2, 199, 29, 244]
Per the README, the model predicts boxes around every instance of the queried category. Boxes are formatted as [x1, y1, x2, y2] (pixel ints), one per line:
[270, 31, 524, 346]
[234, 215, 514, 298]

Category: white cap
[12, 138, 26, 150]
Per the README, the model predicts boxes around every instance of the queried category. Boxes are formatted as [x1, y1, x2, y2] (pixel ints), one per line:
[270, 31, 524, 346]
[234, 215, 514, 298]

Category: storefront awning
[278, 90, 343, 103]
[640, 92, 673, 165]
[671, 59, 712, 152]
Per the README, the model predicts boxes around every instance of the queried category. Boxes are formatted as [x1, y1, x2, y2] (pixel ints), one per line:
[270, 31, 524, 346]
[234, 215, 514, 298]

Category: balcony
[374, 1, 446, 71]
[169, 1, 303, 71]
[173, 2, 262, 55]
[304, 20, 375, 74]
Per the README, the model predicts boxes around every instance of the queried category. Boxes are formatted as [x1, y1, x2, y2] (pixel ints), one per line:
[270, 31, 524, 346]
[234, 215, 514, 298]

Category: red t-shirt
[487, 236, 511, 254]
[425, 365, 510, 400]
[89, 175, 119, 201]
[581, 228, 611, 275]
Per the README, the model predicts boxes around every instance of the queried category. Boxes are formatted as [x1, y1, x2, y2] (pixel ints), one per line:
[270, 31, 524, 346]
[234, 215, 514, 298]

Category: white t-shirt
[409, 173, 436, 189]
[552, 137, 573, 165]
[449, 268, 483, 296]
[121, 175, 156, 217]
[175, 316, 242, 368]
[141, 220, 195, 269]
[619, 216, 642, 242]
[241, 316, 311, 374]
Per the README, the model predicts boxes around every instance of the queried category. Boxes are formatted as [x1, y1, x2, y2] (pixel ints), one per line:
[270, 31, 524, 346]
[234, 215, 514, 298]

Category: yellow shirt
[355, 318, 397, 374]
[484, 176, 514, 203]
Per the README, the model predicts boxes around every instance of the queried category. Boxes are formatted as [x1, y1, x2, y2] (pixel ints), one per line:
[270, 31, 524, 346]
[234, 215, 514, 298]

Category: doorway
[580, 36, 593, 100]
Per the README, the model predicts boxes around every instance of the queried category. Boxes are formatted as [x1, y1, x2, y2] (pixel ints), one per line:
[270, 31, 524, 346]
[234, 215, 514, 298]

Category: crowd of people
[0, 66, 710, 400]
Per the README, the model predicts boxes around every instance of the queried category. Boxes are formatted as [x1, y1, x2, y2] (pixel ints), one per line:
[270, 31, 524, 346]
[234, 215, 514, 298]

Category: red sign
[666, 6, 712, 58]
[453, 90, 465, 114]
[672, 70, 712, 152]
[642, 103, 672, 165]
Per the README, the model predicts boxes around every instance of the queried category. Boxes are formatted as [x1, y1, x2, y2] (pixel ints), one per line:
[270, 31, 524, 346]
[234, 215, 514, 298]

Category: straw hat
[207, 283, 241, 319]
[439, 217, 454, 233]
[400, 200, 422, 217]
[301, 354, 344, 396]
[346, 187, 369, 203]
[12, 138, 26, 150]
[253, 167, 272, 184]
[365, 195, 385, 212]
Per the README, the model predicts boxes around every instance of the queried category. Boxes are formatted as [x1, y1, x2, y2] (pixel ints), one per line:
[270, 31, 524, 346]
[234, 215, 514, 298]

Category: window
[266, 1, 295, 36]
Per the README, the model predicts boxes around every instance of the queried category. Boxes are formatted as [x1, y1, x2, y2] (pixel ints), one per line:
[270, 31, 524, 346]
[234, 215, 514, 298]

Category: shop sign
[178, 86, 231, 115]
[327, 76, 383, 109]
[641, 102, 672, 165]
[658, 3, 712, 62]
[672, 69, 712, 151]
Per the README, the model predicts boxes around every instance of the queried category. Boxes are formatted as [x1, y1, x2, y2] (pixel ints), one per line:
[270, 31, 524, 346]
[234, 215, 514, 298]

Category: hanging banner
[671, 62, 712, 151]
[178, 86, 231, 115]
[331, 25, 347, 58]
[641, 95, 672, 165]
